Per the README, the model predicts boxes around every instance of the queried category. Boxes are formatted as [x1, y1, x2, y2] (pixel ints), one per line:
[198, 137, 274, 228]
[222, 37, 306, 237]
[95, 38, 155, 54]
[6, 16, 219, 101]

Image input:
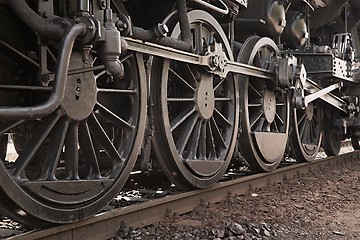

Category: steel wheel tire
[237, 36, 290, 172]
[290, 102, 323, 162]
[151, 10, 239, 189]
[0, 7, 146, 225]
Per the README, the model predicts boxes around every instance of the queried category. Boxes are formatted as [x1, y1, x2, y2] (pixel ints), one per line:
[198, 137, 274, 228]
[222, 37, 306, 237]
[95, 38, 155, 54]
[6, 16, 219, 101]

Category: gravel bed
[114, 148, 360, 240]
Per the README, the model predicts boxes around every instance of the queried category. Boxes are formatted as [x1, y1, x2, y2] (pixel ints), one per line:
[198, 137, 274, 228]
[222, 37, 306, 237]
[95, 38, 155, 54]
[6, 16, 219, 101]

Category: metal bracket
[303, 79, 346, 113]
[304, 82, 341, 107]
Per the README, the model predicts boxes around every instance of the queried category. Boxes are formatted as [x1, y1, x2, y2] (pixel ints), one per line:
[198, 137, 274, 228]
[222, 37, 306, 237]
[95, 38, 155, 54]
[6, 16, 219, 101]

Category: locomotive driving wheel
[351, 135, 360, 150]
[237, 36, 290, 172]
[322, 111, 342, 156]
[290, 102, 323, 162]
[151, 10, 239, 189]
[0, 8, 146, 225]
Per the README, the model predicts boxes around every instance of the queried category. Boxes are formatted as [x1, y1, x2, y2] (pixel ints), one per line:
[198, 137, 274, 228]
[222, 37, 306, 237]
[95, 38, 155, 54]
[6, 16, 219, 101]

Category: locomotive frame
[0, 0, 359, 226]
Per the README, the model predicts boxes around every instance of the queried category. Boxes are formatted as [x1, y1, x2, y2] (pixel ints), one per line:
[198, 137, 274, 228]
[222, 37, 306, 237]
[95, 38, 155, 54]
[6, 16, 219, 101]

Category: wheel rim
[0, 10, 146, 225]
[351, 136, 360, 150]
[290, 102, 323, 162]
[323, 113, 342, 156]
[323, 131, 342, 156]
[152, 10, 239, 188]
[238, 36, 290, 171]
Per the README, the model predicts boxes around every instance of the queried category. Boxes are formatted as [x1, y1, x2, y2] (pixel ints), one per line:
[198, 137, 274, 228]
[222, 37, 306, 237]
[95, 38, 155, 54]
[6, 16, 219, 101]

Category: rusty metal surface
[6, 151, 359, 240]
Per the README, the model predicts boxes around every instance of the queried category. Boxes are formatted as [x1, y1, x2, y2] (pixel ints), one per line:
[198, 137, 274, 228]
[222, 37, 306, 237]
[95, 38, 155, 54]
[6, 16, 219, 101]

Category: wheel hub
[60, 53, 97, 120]
[196, 75, 215, 120]
[263, 90, 276, 123]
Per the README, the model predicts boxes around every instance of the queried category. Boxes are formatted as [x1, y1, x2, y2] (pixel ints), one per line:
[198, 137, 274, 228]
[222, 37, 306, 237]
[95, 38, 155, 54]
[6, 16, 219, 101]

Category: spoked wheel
[290, 102, 323, 162]
[151, 10, 239, 189]
[237, 36, 290, 172]
[323, 111, 342, 156]
[0, 11, 146, 225]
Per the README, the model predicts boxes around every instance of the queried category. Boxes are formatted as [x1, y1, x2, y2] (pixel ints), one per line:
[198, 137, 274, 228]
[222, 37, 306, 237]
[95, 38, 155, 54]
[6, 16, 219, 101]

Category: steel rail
[5, 151, 359, 240]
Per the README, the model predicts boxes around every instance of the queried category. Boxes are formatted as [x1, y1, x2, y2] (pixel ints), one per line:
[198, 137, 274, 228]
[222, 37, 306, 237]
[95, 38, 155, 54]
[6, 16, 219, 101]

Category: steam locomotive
[0, 0, 359, 226]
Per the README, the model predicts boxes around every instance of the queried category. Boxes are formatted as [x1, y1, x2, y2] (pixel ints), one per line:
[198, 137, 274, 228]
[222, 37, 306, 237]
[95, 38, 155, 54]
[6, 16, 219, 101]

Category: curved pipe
[128, 0, 192, 52]
[0, 24, 87, 119]
[6, 0, 65, 40]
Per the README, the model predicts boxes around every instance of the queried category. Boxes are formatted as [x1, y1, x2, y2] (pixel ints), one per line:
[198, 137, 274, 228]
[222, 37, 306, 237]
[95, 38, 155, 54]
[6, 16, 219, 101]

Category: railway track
[5, 150, 359, 240]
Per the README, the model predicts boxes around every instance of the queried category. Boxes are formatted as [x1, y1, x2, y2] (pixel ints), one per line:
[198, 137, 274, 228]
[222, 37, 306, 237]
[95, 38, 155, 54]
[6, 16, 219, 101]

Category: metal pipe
[126, 0, 192, 52]
[0, 24, 87, 119]
[6, 0, 65, 40]
[78, 0, 90, 13]
[176, 0, 192, 44]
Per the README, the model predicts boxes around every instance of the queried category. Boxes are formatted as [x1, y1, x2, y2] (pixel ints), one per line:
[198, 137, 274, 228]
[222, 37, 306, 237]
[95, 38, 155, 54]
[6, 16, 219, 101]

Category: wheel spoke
[275, 112, 285, 125]
[176, 114, 198, 156]
[298, 117, 306, 139]
[64, 121, 80, 180]
[248, 103, 262, 107]
[95, 70, 107, 79]
[96, 103, 133, 130]
[210, 117, 226, 149]
[97, 88, 138, 94]
[88, 113, 124, 164]
[0, 120, 24, 135]
[169, 67, 195, 92]
[206, 121, 217, 158]
[39, 117, 70, 180]
[11, 110, 62, 178]
[0, 40, 39, 68]
[254, 117, 265, 132]
[68, 65, 105, 76]
[167, 97, 194, 102]
[191, 120, 202, 159]
[310, 120, 317, 141]
[213, 108, 231, 126]
[170, 107, 196, 132]
[272, 119, 280, 132]
[214, 78, 226, 91]
[301, 121, 309, 143]
[297, 112, 306, 125]
[215, 97, 232, 101]
[198, 122, 207, 159]
[79, 120, 101, 179]
[249, 111, 263, 129]
[249, 82, 262, 98]
[120, 54, 133, 63]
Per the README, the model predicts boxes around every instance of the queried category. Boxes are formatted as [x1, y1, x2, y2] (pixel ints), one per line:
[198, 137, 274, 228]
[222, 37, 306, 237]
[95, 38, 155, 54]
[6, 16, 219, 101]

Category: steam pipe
[0, 24, 87, 119]
[6, 0, 65, 40]
[125, 0, 192, 52]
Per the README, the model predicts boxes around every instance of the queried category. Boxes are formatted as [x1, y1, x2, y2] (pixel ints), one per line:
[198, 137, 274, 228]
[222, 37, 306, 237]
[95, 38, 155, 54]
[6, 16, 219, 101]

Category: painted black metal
[0, 23, 87, 119]
[5, 0, 65, 39]
[122, 0, 193, 52]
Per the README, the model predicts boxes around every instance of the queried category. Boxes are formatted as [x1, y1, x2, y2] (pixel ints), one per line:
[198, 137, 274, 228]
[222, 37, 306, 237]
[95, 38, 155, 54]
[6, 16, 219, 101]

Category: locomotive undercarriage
[0, 0, 359, 226]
